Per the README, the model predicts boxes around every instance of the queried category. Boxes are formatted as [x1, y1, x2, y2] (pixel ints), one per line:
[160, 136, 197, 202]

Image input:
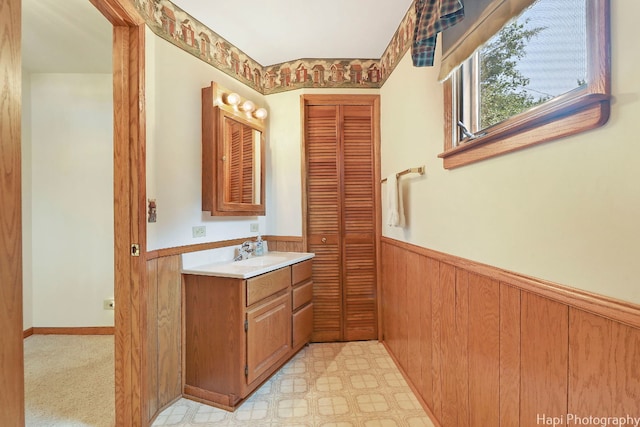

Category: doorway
[22, 0, 114, 422]
[0, 0, 147, 425]
[301, 94, 381, 342]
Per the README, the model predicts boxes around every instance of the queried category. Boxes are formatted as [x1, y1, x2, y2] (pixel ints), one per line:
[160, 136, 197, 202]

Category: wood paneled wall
[146, 255, 182, 421]
[144, 235, 303, 423]
[381, 238, 640, 427]
[266, 236, 304, 253]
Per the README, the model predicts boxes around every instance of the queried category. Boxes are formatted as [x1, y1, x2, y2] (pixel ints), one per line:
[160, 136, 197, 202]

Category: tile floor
[152, 341, 435, 427]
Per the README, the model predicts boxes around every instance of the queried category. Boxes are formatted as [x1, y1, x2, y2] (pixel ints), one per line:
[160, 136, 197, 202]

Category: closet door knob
[321, 237, 327, 243]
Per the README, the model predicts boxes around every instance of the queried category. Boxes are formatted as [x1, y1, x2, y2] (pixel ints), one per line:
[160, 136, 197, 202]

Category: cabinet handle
[321, 237, 327, 243]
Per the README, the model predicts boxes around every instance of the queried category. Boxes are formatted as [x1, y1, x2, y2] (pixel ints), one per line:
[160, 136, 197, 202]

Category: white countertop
[181, 251, 315, 279]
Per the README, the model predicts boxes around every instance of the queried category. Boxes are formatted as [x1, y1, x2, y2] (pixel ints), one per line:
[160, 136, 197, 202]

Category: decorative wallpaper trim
[131, 0, 416, 94]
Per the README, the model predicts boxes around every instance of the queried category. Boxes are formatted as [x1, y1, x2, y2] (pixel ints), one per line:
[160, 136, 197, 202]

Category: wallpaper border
[131, 0, 415, 94]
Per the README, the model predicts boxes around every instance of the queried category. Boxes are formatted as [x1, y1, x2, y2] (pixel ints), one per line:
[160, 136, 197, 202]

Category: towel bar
[381, 166, 425, 183]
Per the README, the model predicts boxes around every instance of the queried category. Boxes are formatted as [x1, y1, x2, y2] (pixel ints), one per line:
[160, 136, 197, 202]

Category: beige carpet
[153, 341, 434, 427]
[24, 334, 115, 427]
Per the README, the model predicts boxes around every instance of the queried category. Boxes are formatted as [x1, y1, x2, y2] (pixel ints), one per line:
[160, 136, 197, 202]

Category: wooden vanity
[182, 255, 313, 410]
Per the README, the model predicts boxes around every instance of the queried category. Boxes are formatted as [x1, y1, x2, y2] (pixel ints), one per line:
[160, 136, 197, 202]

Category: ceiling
[22, 0, 413, 73]
[170, 0, 414, 66]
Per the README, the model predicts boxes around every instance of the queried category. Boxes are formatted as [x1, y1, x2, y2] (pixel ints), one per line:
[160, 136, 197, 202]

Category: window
[439, 0, 610, 169]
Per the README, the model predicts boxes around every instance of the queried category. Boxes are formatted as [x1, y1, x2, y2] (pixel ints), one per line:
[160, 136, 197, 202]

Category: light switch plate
[250, 223, 259, 232]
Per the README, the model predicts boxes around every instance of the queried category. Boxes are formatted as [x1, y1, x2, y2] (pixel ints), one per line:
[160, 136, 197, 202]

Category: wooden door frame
[1, 0, 149, 425]
[91, 1, 148, 425]
[1, 0, 26, 423]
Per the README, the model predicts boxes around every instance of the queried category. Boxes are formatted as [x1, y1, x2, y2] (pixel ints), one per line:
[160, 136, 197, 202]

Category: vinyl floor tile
[152, 341, 434, 427]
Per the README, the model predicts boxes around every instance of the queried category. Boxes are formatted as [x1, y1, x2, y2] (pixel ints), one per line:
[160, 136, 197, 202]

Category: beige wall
[146, 30, 268, 250]
[263, 90, 304, 237]
[380, 1, 640, 305]
[27, 73, 115, 327]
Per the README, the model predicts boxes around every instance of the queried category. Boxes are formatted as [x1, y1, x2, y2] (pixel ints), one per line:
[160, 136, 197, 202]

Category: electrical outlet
[250, 223, 259, 232]
[103, 299, 115, 310]
[192, 226, 206, 238]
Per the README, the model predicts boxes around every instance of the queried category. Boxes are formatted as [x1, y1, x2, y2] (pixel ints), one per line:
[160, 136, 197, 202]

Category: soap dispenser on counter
[254, 235, 264, 256]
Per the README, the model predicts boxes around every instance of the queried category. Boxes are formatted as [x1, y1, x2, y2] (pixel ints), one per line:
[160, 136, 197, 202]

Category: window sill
[438, 92, 611, 169]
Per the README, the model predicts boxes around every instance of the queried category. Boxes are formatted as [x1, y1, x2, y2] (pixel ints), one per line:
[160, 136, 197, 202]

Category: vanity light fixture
[253, 108, 268, 120]
[214, 83, 266, 120]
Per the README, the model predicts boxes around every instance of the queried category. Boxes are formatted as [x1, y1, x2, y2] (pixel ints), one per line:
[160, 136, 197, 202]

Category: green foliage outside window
[479, 20, 547, 129]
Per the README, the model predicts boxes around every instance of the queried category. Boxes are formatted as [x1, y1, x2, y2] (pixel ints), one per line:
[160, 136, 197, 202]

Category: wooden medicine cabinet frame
[202, 82, 266, 216]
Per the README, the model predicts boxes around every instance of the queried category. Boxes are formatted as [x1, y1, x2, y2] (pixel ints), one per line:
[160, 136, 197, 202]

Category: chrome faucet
[234, 241, 254, 261]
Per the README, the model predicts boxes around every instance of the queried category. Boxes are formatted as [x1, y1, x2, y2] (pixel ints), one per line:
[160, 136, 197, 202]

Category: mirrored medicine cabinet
[202, 82, 266, 216]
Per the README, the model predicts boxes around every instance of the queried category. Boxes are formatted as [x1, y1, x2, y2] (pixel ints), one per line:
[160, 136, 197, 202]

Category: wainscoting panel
[609, 320, 640, 414]
[568, 308, 640, 420]
[468, 273, 499, 427]
[267, 237, 304, 252]
[439, 262, 457, 427]
[499, 284, 521, 426]
[406, 250, 425, 401]
[157, 255, 182, 406]
[145, 255, 182, 423]
[146, 258, 159, 420]
[380, 237, 640, 427]
[520, 292, 569, 426]
[568, 308, 611, 419]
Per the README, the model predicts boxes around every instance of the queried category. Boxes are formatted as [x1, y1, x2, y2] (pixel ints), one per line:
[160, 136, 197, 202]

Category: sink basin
[235, 255, 288, 267]
[181, 251, 315, 279]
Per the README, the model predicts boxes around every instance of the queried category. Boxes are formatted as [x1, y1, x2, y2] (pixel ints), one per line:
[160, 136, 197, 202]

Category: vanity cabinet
[183, 259, 313, 411]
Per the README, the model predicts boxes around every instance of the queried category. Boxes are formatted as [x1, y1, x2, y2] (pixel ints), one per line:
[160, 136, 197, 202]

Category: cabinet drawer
[292, 280, 313, 311]
[292, 303, 313, 349]
[292, 260, 312, 285]
[246, 267, 291, 306]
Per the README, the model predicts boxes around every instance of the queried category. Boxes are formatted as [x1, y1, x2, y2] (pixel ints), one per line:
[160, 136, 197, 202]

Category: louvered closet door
[304, 97, 378, 342]
[341, 105, 377, 341]
[306, 105, 342, 342]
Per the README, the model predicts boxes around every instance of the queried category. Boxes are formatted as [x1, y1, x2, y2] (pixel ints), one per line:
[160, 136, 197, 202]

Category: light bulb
[253, 108, 268, 120]
[224, 92, 241, 106]
[240, 100, 255, 113]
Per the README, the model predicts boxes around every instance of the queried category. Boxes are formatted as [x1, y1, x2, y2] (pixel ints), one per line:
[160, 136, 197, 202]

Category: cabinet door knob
[321, 237, 327, 243]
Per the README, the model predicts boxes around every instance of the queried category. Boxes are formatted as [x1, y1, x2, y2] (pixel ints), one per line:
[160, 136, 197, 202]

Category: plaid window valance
[412, 0, 465, 67]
